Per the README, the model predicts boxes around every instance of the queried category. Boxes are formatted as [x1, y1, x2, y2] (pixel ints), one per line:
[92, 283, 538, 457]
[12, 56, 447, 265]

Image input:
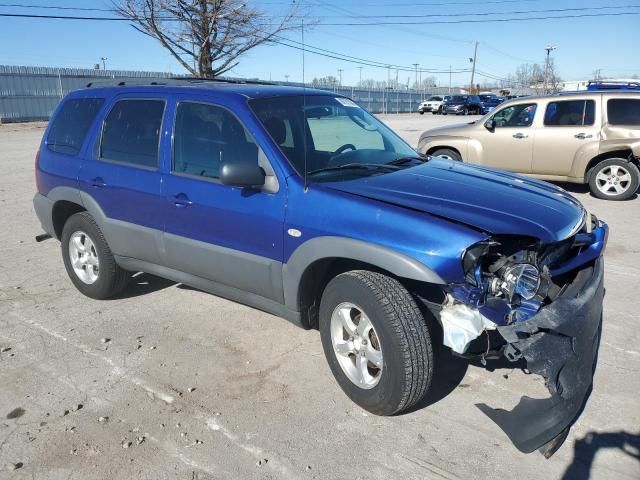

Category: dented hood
[326, 159, 585, 243]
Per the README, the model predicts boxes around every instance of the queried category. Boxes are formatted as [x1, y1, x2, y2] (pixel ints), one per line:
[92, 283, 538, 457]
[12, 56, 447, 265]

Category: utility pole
[412, 63, 418, 89]
[543, 45, 557, 94]
[358, 66, 363, 86]
[469, 41, 478, 93]
[449, 65, 452, 94]
[284, 74, 290, 83]
[101, 57, 108, 70]
[337, 69, 343, 86]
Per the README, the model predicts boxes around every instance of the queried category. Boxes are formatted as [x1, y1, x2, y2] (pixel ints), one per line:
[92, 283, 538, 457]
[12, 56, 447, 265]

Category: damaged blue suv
[33, 79, 607, 457]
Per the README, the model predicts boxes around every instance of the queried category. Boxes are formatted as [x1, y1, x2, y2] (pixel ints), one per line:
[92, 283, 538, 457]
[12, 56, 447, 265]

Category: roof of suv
[503, 90, 640, 103]
[78, 78, 332, 100]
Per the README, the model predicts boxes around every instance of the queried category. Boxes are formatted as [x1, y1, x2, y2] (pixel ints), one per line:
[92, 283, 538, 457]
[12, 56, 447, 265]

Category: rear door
[161, 96, 286, 302]
[475, 101, 538, 173]
[532, 98, 600, 175]
[79, 94, 168, 264]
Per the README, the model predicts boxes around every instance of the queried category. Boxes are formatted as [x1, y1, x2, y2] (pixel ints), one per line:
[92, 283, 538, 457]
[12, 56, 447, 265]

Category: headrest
[264, 117, 287, 145]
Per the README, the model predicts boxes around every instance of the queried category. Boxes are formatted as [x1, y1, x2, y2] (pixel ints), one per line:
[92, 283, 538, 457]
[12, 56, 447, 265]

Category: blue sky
[0, 0, 638, 86]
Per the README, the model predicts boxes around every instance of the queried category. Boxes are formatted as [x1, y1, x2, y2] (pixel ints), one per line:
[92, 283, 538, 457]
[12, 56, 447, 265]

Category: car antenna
[301, 13, 308, 191]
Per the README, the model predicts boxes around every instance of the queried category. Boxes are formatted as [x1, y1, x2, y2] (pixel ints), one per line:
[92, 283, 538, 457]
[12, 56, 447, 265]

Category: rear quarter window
[607, 99, 640, 126]
[46, 98, 105, 156]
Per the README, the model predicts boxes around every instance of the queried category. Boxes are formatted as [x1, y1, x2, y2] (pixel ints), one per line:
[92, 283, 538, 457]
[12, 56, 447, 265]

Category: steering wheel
[331, 143, 357, 161]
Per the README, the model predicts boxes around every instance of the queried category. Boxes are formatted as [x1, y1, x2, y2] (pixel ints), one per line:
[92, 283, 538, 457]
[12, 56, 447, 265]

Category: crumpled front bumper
[477, 255, 605, 457]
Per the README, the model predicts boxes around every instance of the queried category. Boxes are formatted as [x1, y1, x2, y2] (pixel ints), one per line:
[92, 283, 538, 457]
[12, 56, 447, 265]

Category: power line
[306, 5, 640, 19]
[5, 2, 639, 19]
[268, 33, 469, 73]
[311, 11, 640, 26]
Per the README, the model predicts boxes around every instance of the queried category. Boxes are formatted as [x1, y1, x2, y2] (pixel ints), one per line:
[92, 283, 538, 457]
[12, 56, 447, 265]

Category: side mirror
[484, 119, 496, 131]
[220, 159, 265, 188]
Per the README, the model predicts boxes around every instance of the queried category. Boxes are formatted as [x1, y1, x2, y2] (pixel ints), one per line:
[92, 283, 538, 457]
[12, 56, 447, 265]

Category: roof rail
[85, 76, 275, 88]
[586, 80, 640, 91]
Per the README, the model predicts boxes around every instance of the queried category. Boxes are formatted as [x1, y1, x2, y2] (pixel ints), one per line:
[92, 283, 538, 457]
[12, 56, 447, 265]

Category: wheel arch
[425, 145, 463, 159]
[46, 186, 85, 239]
[283, 237, 445, 328]
[584, 149, 635, 182]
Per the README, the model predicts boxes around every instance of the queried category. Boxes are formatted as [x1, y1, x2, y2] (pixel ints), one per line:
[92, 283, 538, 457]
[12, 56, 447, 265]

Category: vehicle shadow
[400, 343, 469, 414]
[561, 431, 640, 480]
[110, 272, 176, 300]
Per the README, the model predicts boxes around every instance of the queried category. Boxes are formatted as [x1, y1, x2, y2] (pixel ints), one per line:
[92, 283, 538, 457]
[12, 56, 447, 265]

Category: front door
[161, 98, 286, 302]
[476, 102, 538, 173]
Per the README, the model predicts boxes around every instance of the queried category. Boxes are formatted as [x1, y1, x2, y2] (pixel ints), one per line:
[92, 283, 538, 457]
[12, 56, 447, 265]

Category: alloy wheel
[595, 165, 632, 196]
[330, 302, 383, 389]
[68, 231, 100, 284]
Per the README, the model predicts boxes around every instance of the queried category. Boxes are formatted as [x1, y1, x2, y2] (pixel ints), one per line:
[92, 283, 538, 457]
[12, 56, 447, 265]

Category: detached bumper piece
[477, 256, 604, 457]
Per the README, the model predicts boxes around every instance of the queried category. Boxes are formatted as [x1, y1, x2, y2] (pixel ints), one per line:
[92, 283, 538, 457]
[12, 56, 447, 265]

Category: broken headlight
[488, 263, 540, 302]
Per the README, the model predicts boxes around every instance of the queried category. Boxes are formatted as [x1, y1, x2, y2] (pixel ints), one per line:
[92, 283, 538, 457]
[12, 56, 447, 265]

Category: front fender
[282, 236, 445, 310]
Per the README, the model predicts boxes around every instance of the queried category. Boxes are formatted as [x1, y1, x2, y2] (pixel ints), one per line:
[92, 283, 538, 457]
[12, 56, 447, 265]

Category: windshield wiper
[386, 155, 427, 166]
[307, 163, 401, 176]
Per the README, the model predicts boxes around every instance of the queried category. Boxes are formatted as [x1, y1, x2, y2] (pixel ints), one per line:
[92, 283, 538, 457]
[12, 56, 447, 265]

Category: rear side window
[47, 98, 104, 156]
[100, 99, 165, 168]
[544, 100, 595, 126]
[608, 99, 640, 125]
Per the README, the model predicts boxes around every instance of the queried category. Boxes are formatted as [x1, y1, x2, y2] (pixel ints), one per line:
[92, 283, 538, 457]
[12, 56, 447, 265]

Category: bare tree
[511, 61, 562, 94]
[113, 0, 301, 78]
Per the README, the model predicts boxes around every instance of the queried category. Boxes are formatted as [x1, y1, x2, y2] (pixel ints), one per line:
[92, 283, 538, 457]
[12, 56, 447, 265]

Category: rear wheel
[588, 158, 639, 200]
[430, 148, 462, 161]
[319, 271, 434, 416]
[61, 212, 130, 299]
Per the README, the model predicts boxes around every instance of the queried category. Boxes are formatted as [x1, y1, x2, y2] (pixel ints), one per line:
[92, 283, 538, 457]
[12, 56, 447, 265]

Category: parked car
[479, 94, 504, 114]
[442, 94, 482, 115]
[418, 95, 444, 114]
[34, 80, 607, 456]
[418, 91, 640, 200]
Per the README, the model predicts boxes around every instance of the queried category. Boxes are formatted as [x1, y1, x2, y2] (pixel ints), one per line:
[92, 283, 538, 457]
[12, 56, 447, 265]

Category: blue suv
[34, 79, 608, 457]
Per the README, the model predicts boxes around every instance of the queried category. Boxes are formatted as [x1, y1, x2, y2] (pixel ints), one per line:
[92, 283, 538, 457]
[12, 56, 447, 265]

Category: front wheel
[430, 148, 462, 161]
[588, 158, 639, 200]
[419, 111, 424, 115]
[320, 271, 434, 416]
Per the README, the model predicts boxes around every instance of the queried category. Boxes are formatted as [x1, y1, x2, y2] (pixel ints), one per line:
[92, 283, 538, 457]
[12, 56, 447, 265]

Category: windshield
[427, 96, 442, 101]
[249, 95, 420, 182]
[479, 95, 497, 102]
[448, 95, 467, 103]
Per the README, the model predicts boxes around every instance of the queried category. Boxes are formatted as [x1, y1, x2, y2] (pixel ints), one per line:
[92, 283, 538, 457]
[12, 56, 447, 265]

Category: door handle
[169, 194, 193, 208]
[90, 177, 107, 188]
[574, 133, 593, 139]
[512, 133, 528, 139]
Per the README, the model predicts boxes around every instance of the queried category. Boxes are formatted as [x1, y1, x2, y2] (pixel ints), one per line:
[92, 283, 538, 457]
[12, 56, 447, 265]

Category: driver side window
[492, 103, 537, 128]
[306, 106, 385, 152]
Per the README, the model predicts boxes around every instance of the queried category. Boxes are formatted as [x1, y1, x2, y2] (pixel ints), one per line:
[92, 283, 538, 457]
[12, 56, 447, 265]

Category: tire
[432, 110, 438, 115]
[419, 111, 424, 115]
[588, 158, 640, 201]
[61, 212, 130, 299]
[442, 111, 448, 116]
[430, 148, 462, 161]
[463, 107, 469, 116]
[319, 270, 434, 416]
